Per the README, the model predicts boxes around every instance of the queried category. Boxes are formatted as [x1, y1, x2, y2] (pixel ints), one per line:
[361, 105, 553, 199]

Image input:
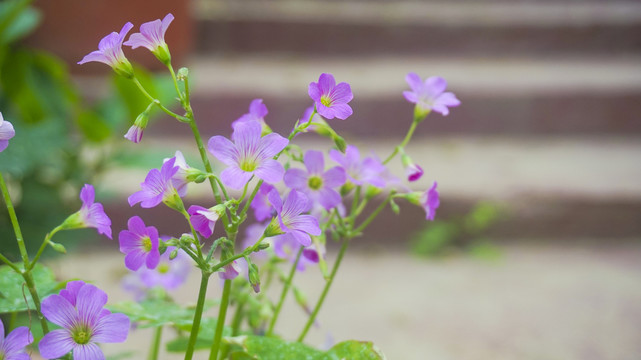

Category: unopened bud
[333, 135, 347, 153]
[185, 168, 208, 183]
[169, 249, 178, 260]
[365, 185, 383, 199]
[340, 182, 354, 197]
[177, 67, 189, 80]
[390, 199, 401, 215]
[256, 242, 271, 251]
[248, 263, 260, 293]
[293, 286, 307, 308]
[49, 241, 67, 254]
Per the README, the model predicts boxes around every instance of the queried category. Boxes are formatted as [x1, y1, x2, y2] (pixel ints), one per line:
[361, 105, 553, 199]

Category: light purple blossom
[124, 14, 173, 58]
[77, 184, 112, 239]
[128, 157, 180, 208]
[164, 151, 190, 197]
[118, 216, 160, 271]
[123, 124, 143, 143]
[208, 121, 288, 190]
[218, 261, 242, 280]
[403, 73, 460, 116]
[0, 318, 33, 360]
[188, 205, 222, 238]
[0, 112, 15, 153]
[78, 22, 134, 77]
[268, 190, 321, 247]
[329, 145, 386, 187]
[308, 73, 353, 120]
[272, 234, 323, 271]
[250, 183, 276, 222]
[284, 150, 346, 210]
[39, 281, 129, 360]
[232, 99, 269, 128]
[422, 182, 440, 221]
[139, 247, 191, 291]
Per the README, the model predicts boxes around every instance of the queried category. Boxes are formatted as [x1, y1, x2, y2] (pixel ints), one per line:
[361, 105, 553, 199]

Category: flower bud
[49, 241, 67, 254]
[177, 67, 189, 80]
[293, 286, 308, 308]
[333, 135, 347, 153]
[248, 263, 261, 293]
[401, 153, 424, 182]
[340, 182, 354, 197]
[169, 249, 178, 260]
[365, 185, 382, 199]
[124, 104, 152, 143]
[256, 242, 271, 251]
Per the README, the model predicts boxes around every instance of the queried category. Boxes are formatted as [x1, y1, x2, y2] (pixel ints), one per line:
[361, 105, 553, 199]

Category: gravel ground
[36, 241, 641, 360]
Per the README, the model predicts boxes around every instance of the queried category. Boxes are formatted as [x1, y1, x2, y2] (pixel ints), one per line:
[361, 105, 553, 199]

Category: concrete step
[194, 1, 641, 56]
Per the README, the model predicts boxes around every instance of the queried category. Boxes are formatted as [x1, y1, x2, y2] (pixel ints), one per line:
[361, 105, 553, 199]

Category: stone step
[194, 1, 641, 56]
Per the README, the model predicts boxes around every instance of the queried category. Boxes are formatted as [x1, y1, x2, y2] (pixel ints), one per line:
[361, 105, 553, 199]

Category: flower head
[124, 14, 174, 64]
[128, 157, 180, 208]
[268, 190, 321, 247]
[78, 22, 134, 78]
[284, 150, 346, 211]
[250, 183, 277, 222]
[329, 145, 386, 187]
[0, 112, 15, 153]
[118, 216, 160, 271]
[403, 73, 460, 117]
[124, 110, 150, 144]
[188, 204, 225, 238]
[308, 73, 353, 120]
[39, 281, 129, 360]
[208, 121, 288, 190]
[164, 151, 191, 197]
[77, 184, 112, 239]
[0, 318, 33, 360]
[422, 182, 440, 221]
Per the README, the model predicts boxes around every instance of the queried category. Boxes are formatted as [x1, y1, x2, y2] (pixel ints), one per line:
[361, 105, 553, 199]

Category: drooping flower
[78, 22, 134, 78]
[124, 14, 174, 64]
[124, 110, 150, 144]
[164, 151, 190, 197]
[272, 234, 323, 271]
[250, 183, 277, 222]
[0, 318, 33, 360]
[0, 112, 15, 153]
[188, 204, 225, 238]
[401, 152, 424, 182]
[207, 121, 288, 190]
[308, 73, 353, 120]
[284, 150, 346, 210]
[39, 282, 129, 360]
[60, 184, 112, 239]
[403, 73, 460, 117]
[329, 145, 386, 187]
[267, 190, 321, 247]
[128, 157, 180, 208]
[422, 181, 440, 221]
[118, 216, 160, 271]
[218, 261, 242, 280]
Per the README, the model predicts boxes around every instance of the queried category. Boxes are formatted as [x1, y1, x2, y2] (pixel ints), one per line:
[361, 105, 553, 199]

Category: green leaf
[0, 0, 41, 45]
[324, 340, 387, 360]
[225, 335, 322, 360]
[0, 263, 60, 313]
[166, 317, 231, 352]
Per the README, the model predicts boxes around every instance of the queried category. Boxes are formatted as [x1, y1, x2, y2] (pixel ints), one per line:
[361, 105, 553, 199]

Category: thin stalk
[208, 279, 232, 360]
[0, 172, 29, 267]
[184, 272, 211, 360]
[297, 239, 349, 342]
[132, 77, 187, 121]
[29, 225, 62, 270]
[167, 64, 184, 103]
[230, 299, 246, 336]
[148, 326, 163, 360]
[266, 247, 303, 336]
[383, 120, 418, 164]
[21, 271, 49, 333]
[0, 253, 20, 272]
[353, 193, 394, 234]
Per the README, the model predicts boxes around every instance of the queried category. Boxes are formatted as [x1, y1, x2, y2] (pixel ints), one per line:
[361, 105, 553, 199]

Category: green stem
[208, 279, 232, 360]
[297, 239, 349, 342]
[167, 64, 184, 103]
[383, 120, 418, 164]
[132, 77, 187, 121]
[353, 192, 394, 234]
[230, 299, 246, 336]
[184, 272, 211, 360]
[148, 326, 163, 360]
[29, 225, 62, 270]
[0, 172, 29, 267]
[0, 253, 20, 272]
[267, 247, 303, 336]
[21, 271, 49, 334]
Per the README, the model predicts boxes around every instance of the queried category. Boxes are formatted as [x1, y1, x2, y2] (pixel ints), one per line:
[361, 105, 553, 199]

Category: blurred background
[1, 0, 640, 359]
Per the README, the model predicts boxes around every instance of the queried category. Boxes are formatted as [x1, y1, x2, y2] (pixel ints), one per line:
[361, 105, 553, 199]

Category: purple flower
[401, 153, 424, 182]
[422, 182, 440, 221]
[308, 73, 353, 120]
[250, 183, 276, 222]
[39, 281, 129, 360]
[77, 184, 112, 239]
[123, 124, 143, 143]
[268, 190, 321, 247]
[329, 145, 386, 187]
[139, 247, 191, 290]
[218, 261, 242, 280]
[0, 318, 33, 360]
[118, 216, 160, 271]
[128, 157, 180, 208]
[124, 14, 174, 64]
[403, 73, 460, 117]
[164, 151, 190, 197]
[207, 121, 288, 190]
[284, 150, 346, 210]
[232, 99, 271, 130]
[0, 112, 15, 153]
[272, 234, 323, 271]
[78, 22, 134, 78]
[188, 205, 224, 238]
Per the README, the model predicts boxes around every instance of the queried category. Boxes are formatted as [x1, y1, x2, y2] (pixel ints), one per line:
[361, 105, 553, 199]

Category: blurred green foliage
[0, 0, 173, 259]
[410, 202, 505, 260]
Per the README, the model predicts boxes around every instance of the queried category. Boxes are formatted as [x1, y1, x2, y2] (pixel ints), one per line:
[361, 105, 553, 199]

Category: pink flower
[124, 14, 174, 64]
[284, 150, 346, 210]
[268, 190, 321, 247]
[403, 73, 460, 117]
[422, 182, 440, 221]
[118, 216, 160, 271]
[0, 318, 33, 360]
[0, 112, 15, 152]
[308, 73, 353, 120]
[78, 22, 134, 78]
[128, 157, 180, 208]
[78, 184, 112, 239]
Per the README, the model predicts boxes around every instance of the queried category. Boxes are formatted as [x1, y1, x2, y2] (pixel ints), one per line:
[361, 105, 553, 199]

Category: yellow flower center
[72, 327, 92, 345]
[142, 237, 152, 252]
[240, 159, 258, 172]
[157, 263, 170, 274]
[308, 176, 323, 190]
[320, 95, 332, 107]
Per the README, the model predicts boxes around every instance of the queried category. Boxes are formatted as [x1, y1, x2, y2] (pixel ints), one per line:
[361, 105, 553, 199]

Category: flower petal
[76, 284, 108, 323]
[318, 73, 336, 95]
[405, 72, 423, 93]
[283, 168, 308, 190]
[92, 313, 130, 343]
[41, 294, 77, 329]
[317, 187, 342, 210]
[3, 327, 33, 355]
[330, 82, 353, 103]
[256, 133, 288, 159]
[38, 329, 75, 359]
[208, 136, 238, 166]
[322, 166, 346, 188]
[329, 103, 353, 120]
[288, 214, 321, 236]
[254, 160, 284, 185]
[303, 150, 325, 174]
[73, 343, 105, 360]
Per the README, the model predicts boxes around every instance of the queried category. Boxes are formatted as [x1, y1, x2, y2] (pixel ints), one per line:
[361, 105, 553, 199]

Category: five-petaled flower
[208, 121, 288, 190]
[308, 73, 353, 120]
[284, 150, 346, 211]
[124, 13, 174, 65]
[329, 145, 386, 188]
[118, 216, 160, 271]
[403, 73, 460, 118]
[39, 281, 129, 360]
[0, 317, 33, 360]
[129, 157, 181, 208]
[0, 112, 15, 153]
[267, 189, 321, 247]
[78, 22, 134, 78]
